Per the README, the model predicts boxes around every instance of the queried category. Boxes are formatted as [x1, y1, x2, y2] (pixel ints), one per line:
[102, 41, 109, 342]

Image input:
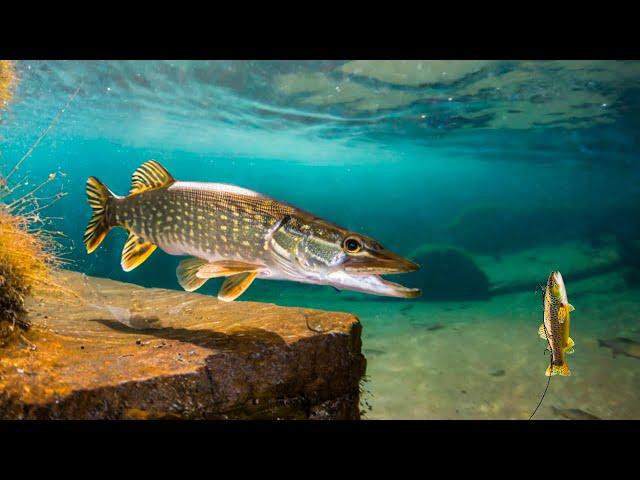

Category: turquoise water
[2, 60, 640, 418]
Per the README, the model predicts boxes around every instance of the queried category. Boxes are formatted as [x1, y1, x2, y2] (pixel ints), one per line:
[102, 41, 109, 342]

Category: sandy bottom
[304, 270, 640, 420]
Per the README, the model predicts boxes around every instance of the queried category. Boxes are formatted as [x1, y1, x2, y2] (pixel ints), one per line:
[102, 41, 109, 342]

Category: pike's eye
[343, 237, 362, 253]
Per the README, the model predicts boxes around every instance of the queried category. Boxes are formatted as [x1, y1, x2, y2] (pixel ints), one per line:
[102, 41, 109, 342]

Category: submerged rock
[551, 406, 601, 420]
[477, 239, 623, 296]
[0, 271, 366, 420]
[448, 204, 577, 255]
[406, 245, 490, 301]
[617, 236, 640, 287]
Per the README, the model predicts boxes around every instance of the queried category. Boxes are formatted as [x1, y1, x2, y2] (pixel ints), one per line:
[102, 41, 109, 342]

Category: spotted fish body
[114, 182, 292, 266]
[539, 271, 575, 376]
[84, 160, 421, 301]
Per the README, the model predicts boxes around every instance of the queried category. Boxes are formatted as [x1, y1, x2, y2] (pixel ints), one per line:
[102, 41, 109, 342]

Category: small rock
[426, 323, 445, 331]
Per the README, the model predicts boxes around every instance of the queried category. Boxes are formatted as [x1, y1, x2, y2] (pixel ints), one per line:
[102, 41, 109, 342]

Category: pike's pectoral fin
[121, 232, 157, 272]
[538, 323, 547, 340]
[129, 160, 176, 195]
[197, 260, 263, 279]
[218, 271, 258, 302]
[176, 257, 210, 292]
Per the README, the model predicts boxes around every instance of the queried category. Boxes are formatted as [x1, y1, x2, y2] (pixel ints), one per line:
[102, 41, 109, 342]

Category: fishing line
[528, 283, 553, 420]
[529, 321, 553, 420]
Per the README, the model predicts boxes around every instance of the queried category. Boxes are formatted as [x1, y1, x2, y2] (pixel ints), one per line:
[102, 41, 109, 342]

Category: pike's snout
[343, 248, 420, 275]
[339, 247, 422, 298]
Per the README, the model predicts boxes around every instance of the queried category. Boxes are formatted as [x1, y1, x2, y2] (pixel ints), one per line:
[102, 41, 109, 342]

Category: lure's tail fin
[545, 362, 571, 377]
[84, 176, 116, 253]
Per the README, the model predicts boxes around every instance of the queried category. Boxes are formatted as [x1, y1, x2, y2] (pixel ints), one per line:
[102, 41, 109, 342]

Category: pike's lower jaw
[375, 275, 422, 298]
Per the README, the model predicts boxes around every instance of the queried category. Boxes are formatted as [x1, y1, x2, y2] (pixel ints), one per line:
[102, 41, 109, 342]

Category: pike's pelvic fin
[218, 271, 258, 302]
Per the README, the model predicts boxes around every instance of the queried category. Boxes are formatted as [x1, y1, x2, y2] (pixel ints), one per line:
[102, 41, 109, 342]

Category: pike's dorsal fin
[121, 232, 157, 272]
[176, 257, 210, 292]
[218, 271, 258, 302]
[129, 160, 175, 195]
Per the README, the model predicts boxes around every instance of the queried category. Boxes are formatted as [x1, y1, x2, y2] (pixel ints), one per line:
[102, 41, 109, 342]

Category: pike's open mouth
[329, 271, 421, 299]
[373, 274, 422, 298]
[330, 249, 421, 298]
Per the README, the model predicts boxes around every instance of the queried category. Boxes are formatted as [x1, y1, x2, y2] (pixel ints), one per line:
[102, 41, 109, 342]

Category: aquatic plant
[0, 60, 15, 108]
[0, 164, 67, 343]
[0, 206, 59, 337]
[0, 62, 76, 344]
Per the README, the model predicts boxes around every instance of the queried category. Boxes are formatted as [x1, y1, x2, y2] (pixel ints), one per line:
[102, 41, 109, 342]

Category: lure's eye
[343, 237, 362, 253]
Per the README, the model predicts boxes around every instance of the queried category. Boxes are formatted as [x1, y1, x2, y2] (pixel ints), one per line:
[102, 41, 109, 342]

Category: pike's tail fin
[84, 176, 116, 253]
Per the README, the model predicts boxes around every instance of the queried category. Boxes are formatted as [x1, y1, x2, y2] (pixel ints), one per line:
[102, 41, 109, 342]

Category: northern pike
[538, 271, 575, 376]
[84, 160, 421, 301]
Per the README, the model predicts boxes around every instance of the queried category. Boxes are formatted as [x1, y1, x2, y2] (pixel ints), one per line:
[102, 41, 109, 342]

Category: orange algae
[0, 207, 58, 337]
[0, 61, 75, 342]
[0, 60, 16, 108]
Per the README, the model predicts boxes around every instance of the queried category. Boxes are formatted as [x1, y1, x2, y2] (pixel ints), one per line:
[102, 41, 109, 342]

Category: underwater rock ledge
[0, 271, 366, 420]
